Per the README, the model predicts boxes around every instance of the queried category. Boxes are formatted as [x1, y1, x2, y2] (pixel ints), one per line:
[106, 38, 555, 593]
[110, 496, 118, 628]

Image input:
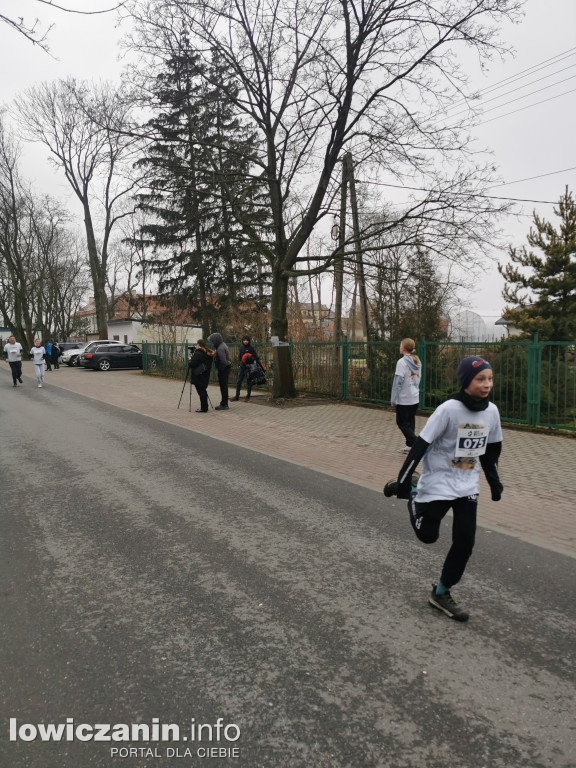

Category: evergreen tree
[370, 242, 447, 341]
[135, 41, 269, 335]
[499, 188, 576, 341]
[397, 249, 447, 341]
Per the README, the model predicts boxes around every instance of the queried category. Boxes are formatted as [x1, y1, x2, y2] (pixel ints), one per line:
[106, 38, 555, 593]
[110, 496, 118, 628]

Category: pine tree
[370, 243, 447, 341]
[135, 40, 269, 335]
[499, 188, 576, 341]
[397, 249, 447, 341]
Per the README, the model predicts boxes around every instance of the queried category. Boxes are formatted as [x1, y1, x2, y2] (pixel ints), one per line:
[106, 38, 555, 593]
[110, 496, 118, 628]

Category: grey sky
[1, 0, 575, 316]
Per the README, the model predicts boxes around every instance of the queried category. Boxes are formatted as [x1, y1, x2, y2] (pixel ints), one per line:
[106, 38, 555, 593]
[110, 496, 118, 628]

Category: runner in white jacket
[29, 339, 46, 387]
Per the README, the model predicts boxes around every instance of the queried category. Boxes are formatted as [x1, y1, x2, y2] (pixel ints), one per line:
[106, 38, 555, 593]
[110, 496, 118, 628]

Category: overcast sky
[1, 0, 575, 317]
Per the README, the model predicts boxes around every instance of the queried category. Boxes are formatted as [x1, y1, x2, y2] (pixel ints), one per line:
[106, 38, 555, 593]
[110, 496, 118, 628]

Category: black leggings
[8, 360, 22, 384]
[217, 367, 231, 406]
[408, 494, 477, 588]
[395, 403, 418, 446]
[194, 383, 208, 412]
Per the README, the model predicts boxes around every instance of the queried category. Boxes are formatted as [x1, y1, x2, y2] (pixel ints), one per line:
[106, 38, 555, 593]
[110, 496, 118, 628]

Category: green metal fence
[142, 336, 576, 432]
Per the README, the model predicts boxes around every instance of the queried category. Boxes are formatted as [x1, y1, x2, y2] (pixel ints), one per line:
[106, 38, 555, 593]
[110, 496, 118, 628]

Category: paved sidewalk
[8, 364, 576, 558]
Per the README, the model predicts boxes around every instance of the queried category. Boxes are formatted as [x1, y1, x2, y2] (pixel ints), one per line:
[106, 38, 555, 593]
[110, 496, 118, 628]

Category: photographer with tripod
[187, 340, 215, 413]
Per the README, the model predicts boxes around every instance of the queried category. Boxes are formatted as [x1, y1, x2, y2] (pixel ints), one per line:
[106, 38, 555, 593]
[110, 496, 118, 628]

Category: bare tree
[0, 119, 39, 345]
[0, 116, 88, 343]
[125, 0, 520, 395]
[1, 1, 126, 53]
[44, 232, 91, 340]
[15, 79, 141, 339]
[114, 209, 155, 319]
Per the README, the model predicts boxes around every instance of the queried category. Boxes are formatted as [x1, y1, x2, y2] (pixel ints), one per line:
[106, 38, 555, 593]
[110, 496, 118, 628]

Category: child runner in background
[387, 356, 503, 622]
[29, 339, 46, 388]
[391, 338, 422, 452]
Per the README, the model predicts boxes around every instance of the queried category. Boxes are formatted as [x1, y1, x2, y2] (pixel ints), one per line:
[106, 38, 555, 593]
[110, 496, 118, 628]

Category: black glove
[396, 481, 413, 500]
[490, 481, 503, 502]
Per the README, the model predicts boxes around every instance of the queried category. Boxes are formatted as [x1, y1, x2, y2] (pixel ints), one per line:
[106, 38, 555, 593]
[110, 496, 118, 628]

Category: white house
[72, 294, 202, 344]
[107, 318, 202, 345]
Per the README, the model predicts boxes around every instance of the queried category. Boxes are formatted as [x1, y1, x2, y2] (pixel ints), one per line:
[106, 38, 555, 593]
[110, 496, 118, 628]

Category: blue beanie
[457, 356, 492, 389]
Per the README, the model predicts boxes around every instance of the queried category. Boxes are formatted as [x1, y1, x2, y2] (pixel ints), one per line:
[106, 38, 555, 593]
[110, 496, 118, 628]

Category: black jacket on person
[188, 348, 214, 384]
[238, 335, 259, 365]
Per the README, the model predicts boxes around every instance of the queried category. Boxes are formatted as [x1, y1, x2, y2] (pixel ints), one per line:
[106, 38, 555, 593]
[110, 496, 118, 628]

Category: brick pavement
[9, 363, 576, 559]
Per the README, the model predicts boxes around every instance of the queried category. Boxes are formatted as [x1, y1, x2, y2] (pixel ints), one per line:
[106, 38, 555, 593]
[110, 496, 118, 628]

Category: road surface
[0, 378, 574, 767]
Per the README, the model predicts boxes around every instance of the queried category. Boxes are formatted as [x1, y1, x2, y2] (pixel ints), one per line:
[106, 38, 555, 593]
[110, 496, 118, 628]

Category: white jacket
[391, 354, 421, 406]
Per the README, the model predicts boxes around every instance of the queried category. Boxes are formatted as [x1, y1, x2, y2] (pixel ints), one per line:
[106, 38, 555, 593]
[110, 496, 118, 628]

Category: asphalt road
[0, 378, 574, 768]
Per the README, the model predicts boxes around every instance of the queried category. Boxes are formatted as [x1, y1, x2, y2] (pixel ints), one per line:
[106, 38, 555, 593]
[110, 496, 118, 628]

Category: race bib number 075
[455, 425, 490, 457]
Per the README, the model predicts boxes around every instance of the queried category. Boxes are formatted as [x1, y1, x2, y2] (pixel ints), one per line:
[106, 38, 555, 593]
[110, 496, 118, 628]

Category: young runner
[385, 356, 503, 622]
[29, 339, 47, 388]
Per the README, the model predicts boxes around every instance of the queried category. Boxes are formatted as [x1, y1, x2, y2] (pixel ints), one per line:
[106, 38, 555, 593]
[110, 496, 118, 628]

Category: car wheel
[72, 356, 80, 366]
[149, 359, 158, 370]
[98, 360, 111, 372]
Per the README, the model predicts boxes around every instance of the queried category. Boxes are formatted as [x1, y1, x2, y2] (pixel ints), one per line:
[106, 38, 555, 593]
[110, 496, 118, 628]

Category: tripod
[177, 368, 190, 410]
[177, 368, 214, 412]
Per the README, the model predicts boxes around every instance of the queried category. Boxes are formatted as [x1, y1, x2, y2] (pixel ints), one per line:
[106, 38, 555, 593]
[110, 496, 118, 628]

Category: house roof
[74, 293, 198, 325]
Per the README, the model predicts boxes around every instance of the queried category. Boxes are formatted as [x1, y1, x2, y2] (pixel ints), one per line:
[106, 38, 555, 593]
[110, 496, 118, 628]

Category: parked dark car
[75, 340, 124, 367]
[82, 344, 142, 371]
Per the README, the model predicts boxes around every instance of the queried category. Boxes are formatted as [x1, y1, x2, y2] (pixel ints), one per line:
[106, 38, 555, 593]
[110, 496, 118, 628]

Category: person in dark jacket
[187, 340, 215, 413]
[51, 341, 62, 370]
[207, 332, 232, 410]
[44, 339, 53, 371]
[230, 335, 260, 402]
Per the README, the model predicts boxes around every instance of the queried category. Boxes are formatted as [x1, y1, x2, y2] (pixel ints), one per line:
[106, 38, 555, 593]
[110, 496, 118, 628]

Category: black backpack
[246, 359, 266, 386]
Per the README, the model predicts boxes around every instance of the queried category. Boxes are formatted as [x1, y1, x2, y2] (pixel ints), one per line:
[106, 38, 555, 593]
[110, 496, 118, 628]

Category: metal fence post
[341, 338, 349, 399]
[527, 333, 541, 426]
[417, 337, 426, 409]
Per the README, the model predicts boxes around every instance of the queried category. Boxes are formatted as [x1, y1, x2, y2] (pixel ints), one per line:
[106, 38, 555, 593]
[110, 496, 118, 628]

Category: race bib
[454, 424, 490, 458]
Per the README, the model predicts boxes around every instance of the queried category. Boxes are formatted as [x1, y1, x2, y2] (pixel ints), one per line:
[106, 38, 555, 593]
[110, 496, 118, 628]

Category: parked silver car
[64, 340, 123, 367]
[62, 343, 89, 366]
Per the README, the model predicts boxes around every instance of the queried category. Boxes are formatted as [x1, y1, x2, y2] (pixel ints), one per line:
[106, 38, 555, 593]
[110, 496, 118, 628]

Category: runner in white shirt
[2, 336, 23, 387]
[385, 356, 503, 622]
[29, 339, 46, 387]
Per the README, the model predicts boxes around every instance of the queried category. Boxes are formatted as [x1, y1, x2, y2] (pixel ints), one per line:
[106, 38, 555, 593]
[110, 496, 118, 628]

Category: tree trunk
[84, 204, 108, 339]
[270, 267, 296, 398]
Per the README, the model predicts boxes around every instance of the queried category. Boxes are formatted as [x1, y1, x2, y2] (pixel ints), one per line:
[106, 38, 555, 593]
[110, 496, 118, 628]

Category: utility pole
[347, 152, 371, 343]
[334, 157, 348, 344]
